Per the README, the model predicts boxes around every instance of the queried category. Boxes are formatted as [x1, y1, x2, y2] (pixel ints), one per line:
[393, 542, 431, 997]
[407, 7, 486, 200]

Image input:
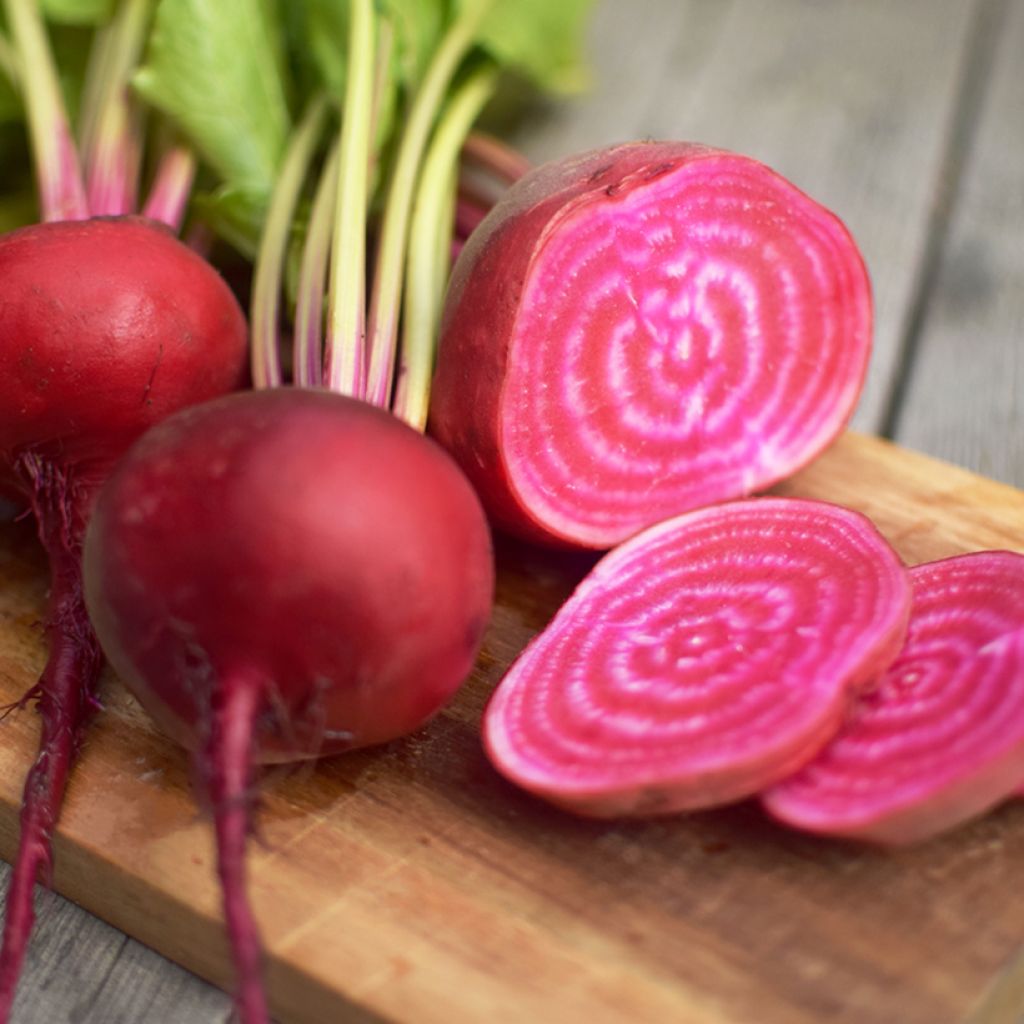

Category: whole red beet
[0, 216, 248, 1015]
[83, 387, 494, 1022]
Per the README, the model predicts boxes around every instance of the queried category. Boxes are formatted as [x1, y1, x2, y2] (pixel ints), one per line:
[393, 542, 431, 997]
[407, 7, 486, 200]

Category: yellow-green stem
[82, 0, 153, 215]
[0, 30, 18, 87]
[251, 94, 330, 389]
[364, 2, 492, 408]
[2, 0, 87, 220]
[324, 0, 376, 396]
[294, 140, 339, 388]
[393, 65, 498, 430]
[462, 130, 531, 184]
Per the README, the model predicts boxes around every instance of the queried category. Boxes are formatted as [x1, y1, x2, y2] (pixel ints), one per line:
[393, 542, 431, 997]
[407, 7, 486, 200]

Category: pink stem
[184, 220, 213, 258]
[85, 113, 141, 217]
[0, 459, 103, 1019]
[454, 194, 488, 240]
[141, 145, 196, 231]
[204, 673, 268, 1024]
[42, 121, 89, 222]
[461, 131, 530, 184]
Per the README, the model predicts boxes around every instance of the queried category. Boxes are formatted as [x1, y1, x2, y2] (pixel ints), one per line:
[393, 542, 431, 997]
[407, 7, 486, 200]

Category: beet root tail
[204, 676, 269, 1024]
[0, 549, 103, 1021]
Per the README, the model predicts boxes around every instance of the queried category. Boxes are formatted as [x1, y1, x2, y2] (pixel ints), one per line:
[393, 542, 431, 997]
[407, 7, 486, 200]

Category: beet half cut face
[430, 142, 872, 549]
[763, 550, 1024, 844]
[484, 498, 910, 818]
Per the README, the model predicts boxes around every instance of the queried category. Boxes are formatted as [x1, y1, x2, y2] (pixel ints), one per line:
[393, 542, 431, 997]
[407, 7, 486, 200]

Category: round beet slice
[430, 142, 872, 549]
[763, 551, 1024, 844]
[484, 497, 910, 817]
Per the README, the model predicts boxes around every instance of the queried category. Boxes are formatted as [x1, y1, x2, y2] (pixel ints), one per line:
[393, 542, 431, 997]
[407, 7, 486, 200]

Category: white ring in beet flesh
[484, 497, 910, 818]
[504, 159, 869, 545]
[431, 144, 872, 549]
[764, 551, 1024, 844]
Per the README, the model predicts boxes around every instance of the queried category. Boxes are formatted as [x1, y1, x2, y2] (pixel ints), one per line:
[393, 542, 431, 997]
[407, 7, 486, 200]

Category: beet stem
[461, 131, 530, 185]
[2, 0, 88, 220]
[364, 4, 484, 407]
[81, 0, 151, 217]
[141, 143, 197, 231]
[293, 140, 339, 388]
[250, 93, 329, 389]
[323, 0, 376, 397]
[0, 32, 16, 87]
[0, 474, 103, 1020]
[204, 675, 269, 1024]
[453, 191, 489, 239]
[394, 65, 497, 430]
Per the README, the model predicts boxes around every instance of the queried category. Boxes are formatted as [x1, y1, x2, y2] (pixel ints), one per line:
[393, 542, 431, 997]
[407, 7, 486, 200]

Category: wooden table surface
[2, 1, 1022, 1021]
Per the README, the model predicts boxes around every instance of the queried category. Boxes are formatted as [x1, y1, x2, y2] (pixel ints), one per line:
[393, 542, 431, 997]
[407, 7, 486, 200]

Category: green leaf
[303, 0, 347, 100]
[41, 0, 115, 25]
[460, 0, 595, 94]
[192, 181, 270, 259]
[133, 0, 291, 193]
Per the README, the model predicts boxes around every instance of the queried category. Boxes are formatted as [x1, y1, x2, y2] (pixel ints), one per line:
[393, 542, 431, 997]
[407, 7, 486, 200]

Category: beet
[429, 142, 872, 549]
[763, 550, 1024, 844]
[0, 216, 248, 1011]
[483, 497, 910, 817]
[82, 388, 494, 1020]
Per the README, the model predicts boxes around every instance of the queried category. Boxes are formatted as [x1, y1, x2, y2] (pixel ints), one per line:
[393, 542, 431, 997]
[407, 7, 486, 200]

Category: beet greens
[131, 0, 590, 425]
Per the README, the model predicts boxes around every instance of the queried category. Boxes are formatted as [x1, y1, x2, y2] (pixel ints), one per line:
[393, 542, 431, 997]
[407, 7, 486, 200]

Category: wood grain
[2, 433, 1024, 1024]
[895, 0, 1024, 488]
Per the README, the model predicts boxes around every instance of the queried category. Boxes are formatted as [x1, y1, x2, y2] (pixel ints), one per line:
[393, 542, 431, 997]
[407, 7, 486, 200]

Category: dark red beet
[484, 497, 910, 817]
[763, 550, 1024, 844]
[0, 216, 248, 1014]
[430, 142, 872, 548]
[82, 388, 494, 1022]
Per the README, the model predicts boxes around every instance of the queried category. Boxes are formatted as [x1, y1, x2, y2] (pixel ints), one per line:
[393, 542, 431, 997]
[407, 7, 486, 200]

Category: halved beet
[763, 551, 1024, 844]
[429, 142, 872, 549]
[483, 497, 910, 817]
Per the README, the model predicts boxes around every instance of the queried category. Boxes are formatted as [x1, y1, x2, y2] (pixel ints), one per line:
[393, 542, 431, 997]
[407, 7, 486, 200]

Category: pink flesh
[484, 497, 910, 817]
[763, 551, 1024, 844]
[501, 156, 871, 547]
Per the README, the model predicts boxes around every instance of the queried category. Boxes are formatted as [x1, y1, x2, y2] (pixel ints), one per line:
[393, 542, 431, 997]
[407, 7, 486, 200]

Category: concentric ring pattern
[484, 498, 910, 818]
[501, 155, 871, 547]
[763, 550, 1024, 843]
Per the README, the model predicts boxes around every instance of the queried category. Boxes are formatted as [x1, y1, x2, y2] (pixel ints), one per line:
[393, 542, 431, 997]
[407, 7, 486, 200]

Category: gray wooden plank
[510, 0, 979, 433]
[894, 0, 1024, 487]
[0, 865, 230, 1024]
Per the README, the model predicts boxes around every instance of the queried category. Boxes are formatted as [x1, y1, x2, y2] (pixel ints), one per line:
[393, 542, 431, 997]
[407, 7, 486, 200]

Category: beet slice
[430, 142, 872, 549]
[483, 497, 910, 817]
[763, 551, 1024, 844]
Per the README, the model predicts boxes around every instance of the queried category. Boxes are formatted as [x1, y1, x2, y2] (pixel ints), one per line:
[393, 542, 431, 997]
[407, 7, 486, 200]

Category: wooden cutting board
[1, 431, 1023, 1024]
